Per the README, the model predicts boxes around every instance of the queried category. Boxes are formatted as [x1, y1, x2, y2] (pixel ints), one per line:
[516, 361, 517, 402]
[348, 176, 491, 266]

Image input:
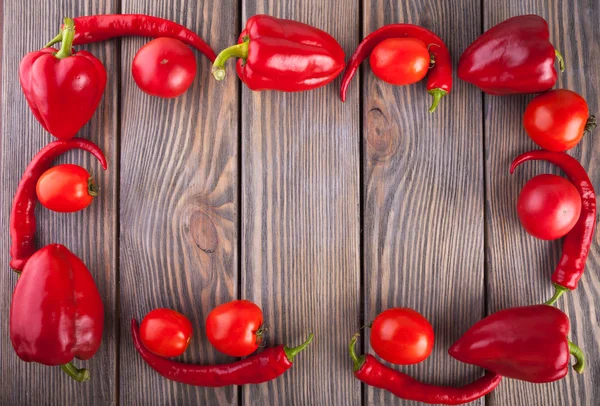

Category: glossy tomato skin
[517, 174, 582, 240]
[369, 38, 430, 85]
[132, 38, 197, 98]
[36, 164, 95, 213]
[370, 307, 434, 365]
[140, 308, 193, 357]
[206, 300, 263, 357]
[524, 89, 591, 152]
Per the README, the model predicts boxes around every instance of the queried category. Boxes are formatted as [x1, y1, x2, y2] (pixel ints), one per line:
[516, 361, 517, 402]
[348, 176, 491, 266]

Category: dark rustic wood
[117, 1, 240, 405]
[362, 1, 487, 405]
[484, 1, 600, 405]
[0, 1, 118, 405]
[239, 1, 361, 404]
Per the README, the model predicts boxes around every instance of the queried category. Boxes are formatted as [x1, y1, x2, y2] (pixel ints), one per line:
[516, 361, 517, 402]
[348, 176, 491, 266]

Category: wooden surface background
[0, 0, 598, 405]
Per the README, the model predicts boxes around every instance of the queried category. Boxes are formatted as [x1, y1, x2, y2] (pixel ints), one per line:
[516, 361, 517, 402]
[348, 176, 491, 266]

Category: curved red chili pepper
[9, 138, 108, 271]
[510, 150, 596, 302]
[350, 335, 501, 404]
[340, 24, 452, 112]
[45, 14, 217, 62]
[131, 319, 313, 386]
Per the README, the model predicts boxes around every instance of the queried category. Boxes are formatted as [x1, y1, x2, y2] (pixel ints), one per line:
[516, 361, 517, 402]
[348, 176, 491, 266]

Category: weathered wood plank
[484, 1, 600, 405]
[117, 1, 239, 405]
[0, 1, 118, 405]
[239, 1, 361, 404]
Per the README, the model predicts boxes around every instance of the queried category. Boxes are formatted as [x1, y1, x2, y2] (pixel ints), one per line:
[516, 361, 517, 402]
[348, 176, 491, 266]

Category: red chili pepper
[510, 150, 596, 303]
[10, 244, 104, 382]
[458, 15, 564, 95]
[349, 335, 501, 405]
[132, 320, 312, 386]
[9, 138, 107, 271]
[339, 24, 452, 113]
[449, 305, 585, 383]
[211, 15, 345, 92]
[20, 18, 107, 140]
[45, 14, 216, 62]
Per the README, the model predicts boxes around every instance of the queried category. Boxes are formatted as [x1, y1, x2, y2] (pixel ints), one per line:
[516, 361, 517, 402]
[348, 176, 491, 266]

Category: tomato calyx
[87, 176, 98, 197]
[256, 325, 266, 347]
[585, 115, 597, 134]
[427, 43, 439, 68]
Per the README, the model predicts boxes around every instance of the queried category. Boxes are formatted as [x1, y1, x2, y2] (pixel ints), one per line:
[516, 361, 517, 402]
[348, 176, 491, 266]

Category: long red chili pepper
[45, 14, 216, 62]
[340, 24, 452, 112]
[510, 151, 596, 303]
[9, 139, 108, 271]
[131, 319, 313, 386]
[350, 335, 501, 404]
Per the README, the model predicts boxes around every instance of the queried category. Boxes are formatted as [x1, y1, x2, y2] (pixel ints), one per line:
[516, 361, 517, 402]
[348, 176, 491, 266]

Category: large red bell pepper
[448, 305, 584, 383]
[10, 244, 104, 382]
[211, 14, 345, 92]
[458, 15, 564, 95]
[19, 18, 107, 139]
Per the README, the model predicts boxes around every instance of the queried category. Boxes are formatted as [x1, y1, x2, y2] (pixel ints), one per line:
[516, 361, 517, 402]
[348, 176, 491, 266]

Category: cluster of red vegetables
[7, 11, 596, 405]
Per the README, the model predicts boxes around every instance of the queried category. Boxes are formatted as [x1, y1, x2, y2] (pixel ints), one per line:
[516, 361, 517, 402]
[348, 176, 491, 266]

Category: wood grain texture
[484, 1, 600, 405]
[117, 1, 240, 405]
[362, 1, 487, 405]
[240, 1, 361, 404]
[0, 1, 118, 405]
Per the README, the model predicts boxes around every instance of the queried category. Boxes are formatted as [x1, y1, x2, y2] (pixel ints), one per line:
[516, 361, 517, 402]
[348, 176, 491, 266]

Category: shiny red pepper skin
[340, 24, 452, 112]
[20, 19, 107, 139]
[132, 319, 313, 386]
[510, 151, 596, 300]
[458, 15, 563, 95]
[212, 15, 345, 92]
[449, 305, 585, 383]
[9, 138, 107, 271]
[10, 244, 104, 379]
[45, 14, 216, 62]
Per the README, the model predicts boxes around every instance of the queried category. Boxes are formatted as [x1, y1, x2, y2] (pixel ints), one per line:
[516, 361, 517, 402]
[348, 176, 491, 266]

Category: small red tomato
[140, 308, 193, 357]
[36, 164, 97, 213]
[132, 37, 197, 98]
[206, 300, 263, 357]
[370, 307, 434, 365]
[517, 174, 581, 240]
[369, 38, 430, 85]
[524, 89, 596, 152]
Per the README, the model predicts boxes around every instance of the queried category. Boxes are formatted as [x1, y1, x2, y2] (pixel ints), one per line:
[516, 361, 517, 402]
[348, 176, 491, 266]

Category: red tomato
[206, 300, 263, 357]
[524, 89, 595, 152]
[517, 174, 581, 240]
[370, 307, 434, 365]
[132, 37, 197, 98]
[369, 38, 430, 85]
[140, 308, 193, 357]
[36, 164, 96, 213]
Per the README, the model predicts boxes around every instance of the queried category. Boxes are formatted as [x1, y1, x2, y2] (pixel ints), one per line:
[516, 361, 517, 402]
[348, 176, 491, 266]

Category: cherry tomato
[132, 37, 197, 98]
[206, 300, 263, 357]
[36, 164, 97, 213]
[517, 174, 581, 240]
[524, 89, 596, 152]
[140, 308, 193, 357]
[369, 38, 430, 85]
[370, 307, 434, 365]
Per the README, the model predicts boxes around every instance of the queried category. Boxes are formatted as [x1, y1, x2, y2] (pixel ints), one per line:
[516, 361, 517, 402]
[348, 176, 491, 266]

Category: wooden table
[1, 0, 598, 405]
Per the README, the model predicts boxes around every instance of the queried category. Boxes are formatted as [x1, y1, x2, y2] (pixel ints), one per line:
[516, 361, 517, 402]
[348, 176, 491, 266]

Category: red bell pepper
[449, 305, 584, 383]
[10, 244, 104, 382]
[19, 18, 107, 139]
[458, 15, 564, 95]
[211, 14, 345, 92]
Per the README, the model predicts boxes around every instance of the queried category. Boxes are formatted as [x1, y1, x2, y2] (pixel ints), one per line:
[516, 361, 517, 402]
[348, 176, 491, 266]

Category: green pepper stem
[55, 18, 75, 59]
[555, 49, 565, 72]
[45, 32, 63, 48]
[87, 177, 98, 197]
[60, 362, 90, 382]
[568, 340, 585, 374]
[349, 333, 366, 372]
[212, 40, 250, 81]
[428, 88, 447, 113]
[585, 115, 597, 134]
[544, 284, 569, 306]
[284, 333, 314, 362]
